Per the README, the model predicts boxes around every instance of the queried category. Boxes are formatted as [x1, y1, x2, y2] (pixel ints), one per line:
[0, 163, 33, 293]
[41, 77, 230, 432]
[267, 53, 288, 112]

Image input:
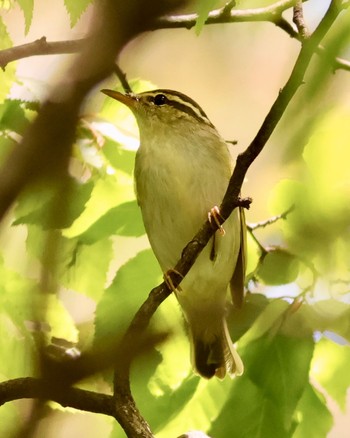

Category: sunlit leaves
[63, 173, 134, 239]
[270, 107, 350, 278]
[0, 17, 16, 101]
[60, 238, 113, 301]
[156, 377, 232, 437]
[311, 337, 350, 411]
[94, 249, 161, 344]
[210, 332, 314, 438]
[79, 200, 145, 244]
[257, 249, 299, 285]
[14, 178, 94, 229]
[293, 384, 333, 438]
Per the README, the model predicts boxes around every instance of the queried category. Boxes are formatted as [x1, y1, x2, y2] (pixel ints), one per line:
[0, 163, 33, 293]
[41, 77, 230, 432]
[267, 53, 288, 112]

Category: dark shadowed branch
[0, 378, 115, 416]
[0, 1, 190, 437]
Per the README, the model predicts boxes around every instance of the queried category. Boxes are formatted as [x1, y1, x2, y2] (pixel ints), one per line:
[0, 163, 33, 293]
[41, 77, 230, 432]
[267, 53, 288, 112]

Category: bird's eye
[153, 94, 167, 106]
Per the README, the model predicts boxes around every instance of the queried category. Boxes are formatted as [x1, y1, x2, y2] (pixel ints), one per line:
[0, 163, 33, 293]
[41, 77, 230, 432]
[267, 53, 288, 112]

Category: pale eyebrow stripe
[142, 89, 214, 127]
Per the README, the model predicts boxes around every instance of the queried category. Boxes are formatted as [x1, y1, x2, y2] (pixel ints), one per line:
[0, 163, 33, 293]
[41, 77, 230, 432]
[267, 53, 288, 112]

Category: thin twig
[0, 37, 85, 69]
[293, 1, 310, 39]
[114, 64, 133, 93]
[1, 2, 350, 72]
[247, 206, 294, 231]
[153, 0, 299, 34]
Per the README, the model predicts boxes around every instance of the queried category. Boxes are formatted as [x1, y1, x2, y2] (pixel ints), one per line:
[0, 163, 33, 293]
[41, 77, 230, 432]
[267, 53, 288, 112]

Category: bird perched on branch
[102, 88, 246, 378]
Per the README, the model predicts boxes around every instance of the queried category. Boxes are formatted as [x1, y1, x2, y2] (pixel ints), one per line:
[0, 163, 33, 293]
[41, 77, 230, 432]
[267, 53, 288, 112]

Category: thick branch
[0, 377, 115, 416]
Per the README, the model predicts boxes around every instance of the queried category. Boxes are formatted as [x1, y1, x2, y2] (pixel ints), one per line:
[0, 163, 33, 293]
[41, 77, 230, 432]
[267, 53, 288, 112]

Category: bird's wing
[230, 206, 246, 308]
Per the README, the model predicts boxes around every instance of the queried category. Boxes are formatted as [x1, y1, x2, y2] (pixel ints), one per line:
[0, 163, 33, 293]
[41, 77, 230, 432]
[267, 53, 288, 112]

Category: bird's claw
[164, 269, 184, 292]
[208, 206, 226, 236]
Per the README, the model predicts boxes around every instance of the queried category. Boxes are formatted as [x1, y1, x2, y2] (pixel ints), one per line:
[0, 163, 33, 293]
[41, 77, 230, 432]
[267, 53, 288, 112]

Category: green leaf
[45, 294, 78, 342]
[17, 0, 34, 34]
[0, 256, 38, 333]
[195, 0, 218, 35]
[64, 0, 93, 27]
[156, 377, 233, 437]
[210, 377, 290, 438]
[0, 17, 16, 101]
[229, 292, 269, 342]
[80, 201, 145, 244]
[310, 300, 350, 342]
[63, 173, 134, 238]
[14, 179, 94, 229]
[243, 334, 314, 428]
[0, 99, 29, 133]
[94, 249, 161, 344]
[61, 238, 113, 301]
[311, 337, 350, 411]
[211, 333, 314, 438]
[239, 298, 289, 347]
[270, 108, 350, 272]
[102, 138, 136, 176]
[293, 384, 333, 438]
[257, 249, 299, 285]
[0, 253, 78, 343]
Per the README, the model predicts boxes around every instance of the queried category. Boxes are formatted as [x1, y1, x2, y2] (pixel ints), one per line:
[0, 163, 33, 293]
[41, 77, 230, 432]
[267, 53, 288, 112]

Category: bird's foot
[164, 269, 184, 292]
[208, 206, 226, 236]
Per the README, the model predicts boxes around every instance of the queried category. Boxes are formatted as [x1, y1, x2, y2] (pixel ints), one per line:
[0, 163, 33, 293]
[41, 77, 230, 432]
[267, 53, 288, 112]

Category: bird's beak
[101, 89, 136, 108]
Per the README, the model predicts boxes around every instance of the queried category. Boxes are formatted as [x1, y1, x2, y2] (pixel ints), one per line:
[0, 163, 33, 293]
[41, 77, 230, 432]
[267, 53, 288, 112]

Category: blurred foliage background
[0, 0, 350, 437]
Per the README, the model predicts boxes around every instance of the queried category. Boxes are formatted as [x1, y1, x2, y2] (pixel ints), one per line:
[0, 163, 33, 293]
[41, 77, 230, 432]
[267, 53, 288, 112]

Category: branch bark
[0, 377, 115, 416]
[1, 1, 349, 76]
[153, 0, 299, 36]
[0, 37, 84, 69]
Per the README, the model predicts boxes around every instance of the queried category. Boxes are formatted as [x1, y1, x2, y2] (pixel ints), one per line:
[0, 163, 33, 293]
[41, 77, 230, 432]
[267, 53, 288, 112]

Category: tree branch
[247, 206, 295, 231]
[0, 37, 85, 69]
[153, 0, 299, 36]
[0, 377, 115, 416]
[0, 1, 298, 70]
[1, 0, 350, 74]
[293, 1, 310, 39]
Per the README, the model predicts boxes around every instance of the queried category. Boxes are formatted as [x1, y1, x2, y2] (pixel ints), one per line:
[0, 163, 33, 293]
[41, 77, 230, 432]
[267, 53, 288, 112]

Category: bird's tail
[191, 318, 244, 379]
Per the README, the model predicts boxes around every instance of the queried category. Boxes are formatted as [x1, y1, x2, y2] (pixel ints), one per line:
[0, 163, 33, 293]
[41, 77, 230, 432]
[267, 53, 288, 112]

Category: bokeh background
[1, 0, 350, 436]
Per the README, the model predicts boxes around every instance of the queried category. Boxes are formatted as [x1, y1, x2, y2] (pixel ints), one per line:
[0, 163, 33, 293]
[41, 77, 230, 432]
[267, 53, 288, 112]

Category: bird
[102, 88, 245, 379]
